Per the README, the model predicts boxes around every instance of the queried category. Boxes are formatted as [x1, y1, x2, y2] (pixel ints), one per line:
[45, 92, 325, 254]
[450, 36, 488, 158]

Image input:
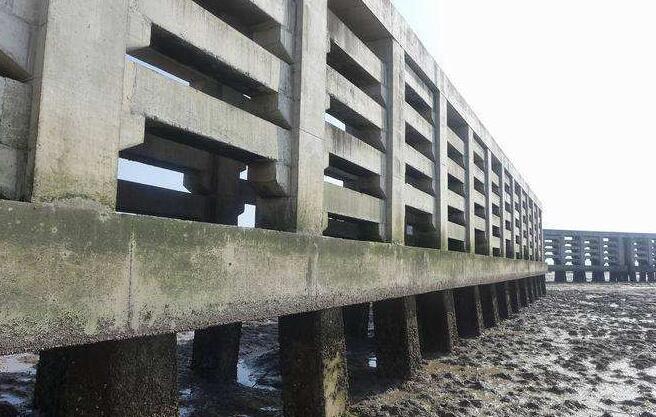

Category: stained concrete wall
[0, 0, 545, 356]
[0, 199, 546, 355]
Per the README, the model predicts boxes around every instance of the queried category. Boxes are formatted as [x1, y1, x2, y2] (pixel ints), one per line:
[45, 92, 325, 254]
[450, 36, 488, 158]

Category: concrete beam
[122, 62, 291, 164]
[323, 183, 384, 224]
[0, 200, 546, 355]
[327, 66, 384, 130]
[325, 124, 383, 176]
[328, 11, 383, 84]
[129, 0, 291, 96]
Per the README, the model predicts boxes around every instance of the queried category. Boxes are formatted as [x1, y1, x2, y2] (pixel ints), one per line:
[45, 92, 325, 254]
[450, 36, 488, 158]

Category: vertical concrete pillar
[465, 127, 476, 253]
[453, 286, 485, 338]
[343, 303, 370, 340]
[523, 278, 533, 303]
[279, 309, 349, 417]
[479, 283, 500, 328]
[28, 1, 180, 415]
[540, 275, 547, 295]
[266, 0, 350, 414]
[189, 157, 244, 382]
[518, 279, 529, 307]
[529, 277, 538, 300]
[416, 290, 459, 354]
[192, 323, 241, 383]
[370, 36, 421, 380]
[34, 335, 178, 417]
[374, 37, 406, 244]
[510, 280, 521, 313]
[435, 93, 449, 250]
[554, 270, 566, 283]
[373, 297, 421, 379]
[495, 281, 512, 319]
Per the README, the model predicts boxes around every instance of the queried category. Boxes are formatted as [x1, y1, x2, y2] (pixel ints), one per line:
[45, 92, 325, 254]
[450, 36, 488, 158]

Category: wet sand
[2, 283, 655, 416]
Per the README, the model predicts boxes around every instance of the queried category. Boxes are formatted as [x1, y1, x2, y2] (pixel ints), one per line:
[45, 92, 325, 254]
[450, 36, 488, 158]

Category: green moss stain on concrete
[0, 200, 547, 354]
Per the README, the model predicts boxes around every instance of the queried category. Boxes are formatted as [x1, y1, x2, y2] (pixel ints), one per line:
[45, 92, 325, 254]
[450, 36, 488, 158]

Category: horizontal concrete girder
[0, 200, 546, 355]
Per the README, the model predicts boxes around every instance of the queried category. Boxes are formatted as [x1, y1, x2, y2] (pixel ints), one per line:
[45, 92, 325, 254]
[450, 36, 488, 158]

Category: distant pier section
[544, 229, 656, 282]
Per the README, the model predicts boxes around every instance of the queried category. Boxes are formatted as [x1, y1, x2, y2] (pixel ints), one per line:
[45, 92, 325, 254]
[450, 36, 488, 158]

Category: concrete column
[453, 286, 485, 338]
[372, 37, 405, 244]
[510, 280, 521, 313]
[26, 0, 128, 206]
[279, 309, 349, 417]
[465, 127, 476, 254]
[370, 37, 421, 380]
[34, 335, 178, 417]
[479, 283, 500, 328]
[498, 164, 507, 258]
[495, 281, 512, 319]
[592, 270, 605, 282]
[435, 93, 449, 250]
[268, 0, 351, 414]
[554, 270, 566, 283]
[540, 275, 547, 295]
[373, 296, 421, 379]
[189, 157, 244, 382]
[28, 2, 180, 415]
[192, 323, 241, 383]
[343, 303, 370, 340]
[518, 279, 529, 307]
[528, 277, 537, 301]
[416, 290, 459, 354]
[484, 148, 494, 256]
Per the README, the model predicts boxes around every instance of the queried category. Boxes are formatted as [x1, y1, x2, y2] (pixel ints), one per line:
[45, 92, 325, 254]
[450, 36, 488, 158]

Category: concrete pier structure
[545, 229, 656, 282]
[0, 0, 545, 415]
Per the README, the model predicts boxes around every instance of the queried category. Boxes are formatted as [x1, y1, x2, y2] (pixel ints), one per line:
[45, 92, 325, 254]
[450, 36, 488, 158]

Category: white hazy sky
[392, 0, 656, 233]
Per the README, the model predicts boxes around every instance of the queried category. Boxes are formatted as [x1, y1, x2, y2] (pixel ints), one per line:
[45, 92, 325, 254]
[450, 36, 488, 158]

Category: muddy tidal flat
[1, 283, 655, 417]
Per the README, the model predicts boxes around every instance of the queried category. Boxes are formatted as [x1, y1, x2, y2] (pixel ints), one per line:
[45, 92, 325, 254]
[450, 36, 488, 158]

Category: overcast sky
[392, 0, 656, 233]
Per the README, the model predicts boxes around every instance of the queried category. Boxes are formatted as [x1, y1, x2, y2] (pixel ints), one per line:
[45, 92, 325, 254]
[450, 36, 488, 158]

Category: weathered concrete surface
[0, 199, 546, 355]
[479, 283, 501, 328]
[373, 296, 421, 379]
[0, 0, 38, 81]
[27, 0, 129, 207]
[0, 77, 30, 199]
[453, 286, 485, 338]
[279, 308, 348, 417]
[34, 334, 178, 417]
[495, 281, 513, 319]
[416, 289, 459, 354]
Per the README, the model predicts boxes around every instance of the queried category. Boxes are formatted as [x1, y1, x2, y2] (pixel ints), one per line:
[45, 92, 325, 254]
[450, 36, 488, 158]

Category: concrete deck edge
[0, 199, 546, 354]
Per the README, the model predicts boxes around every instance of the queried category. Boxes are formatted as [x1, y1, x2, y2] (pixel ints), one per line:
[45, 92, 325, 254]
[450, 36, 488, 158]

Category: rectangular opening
[448, 206, 466, 226]
[128, 23, 290, 129]
[474, 203, 486, 219]
[324, 214, 381, 242]
[405, 207, 438, 249]
[448, 174, 465, 196]
[448, 238, 466, 253]
[447, 144, 465, 168]
[474, 229, 488, 255]
[474, 178, 485, 195]
[325, 154, 382, 198]
[118, 131, 257, 228]
[405, 165, 433, 195]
